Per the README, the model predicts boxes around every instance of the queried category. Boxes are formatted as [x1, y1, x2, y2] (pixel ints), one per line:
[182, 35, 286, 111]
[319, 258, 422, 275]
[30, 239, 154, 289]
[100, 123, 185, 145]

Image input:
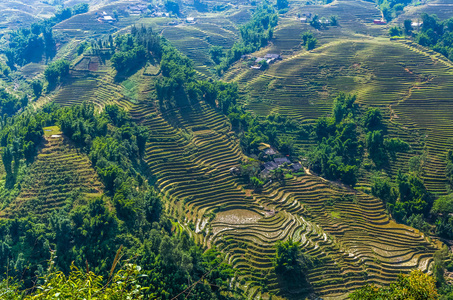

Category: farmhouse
[264, 147, 277, 156]
[373, 19, 387, 25]
[264, 54, 281, 60]
[127, 4, 148, 15]
[274, 157, 290, 166]
[412, 21, 422, 29]
[98, 15, 116, 23]
[186, 17, 196, 24]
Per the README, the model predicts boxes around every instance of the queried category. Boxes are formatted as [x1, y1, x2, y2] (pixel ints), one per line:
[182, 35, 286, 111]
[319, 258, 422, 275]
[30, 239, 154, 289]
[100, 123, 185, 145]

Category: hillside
[0, 126, 103, 218]
[0, 0, 452, 299]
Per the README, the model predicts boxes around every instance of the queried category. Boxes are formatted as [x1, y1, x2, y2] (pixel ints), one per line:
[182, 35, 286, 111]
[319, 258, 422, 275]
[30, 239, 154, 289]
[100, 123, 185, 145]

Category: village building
[412, 21, 422, 29]
[373, 19, 387, 25]
[98, 15, 116, 23]
[264, 54, 281, 60]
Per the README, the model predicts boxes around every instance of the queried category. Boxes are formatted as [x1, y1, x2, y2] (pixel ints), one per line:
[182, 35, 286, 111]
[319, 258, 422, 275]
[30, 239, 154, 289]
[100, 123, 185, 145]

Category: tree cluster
[376, 0, 412, 22]
[0, 102, 238, 299]
[350, 269, 439, 300]
[4, 23, 55, 67]
[111, 26, 162, 74]
[309, 93, 409, 186]
[273, 239, 313, 288]
[44, 59, 70, 89]
[3, 3, 89, 68]
[215, 3, 278, 75]
[301, 31, 317, 50]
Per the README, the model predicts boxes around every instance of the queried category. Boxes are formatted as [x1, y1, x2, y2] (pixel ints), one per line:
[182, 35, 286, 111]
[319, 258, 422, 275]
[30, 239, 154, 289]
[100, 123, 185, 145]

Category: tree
[277, 0, 288, 10]
[306, 37, 317, 50]
[274, 239, 312, 285]
[330, 15, 338, 26]
[165, 0, 180, 15]
[2, 147, 13, 176]
[404, 19, 413, 35]
[44, 59, 70, 89]
[73, 3, 89, 14]
[209, 46, 223, 64]
[363, 107, 384, 131]
[55, 7, 73, 21]
[431, 194, 453, 215]
[310, 14, 320, 29]
[389, 26, 402, 37]
[31, 80, 43, 98]
[350, 269, 439, 300]
[250, 176, 264, 192]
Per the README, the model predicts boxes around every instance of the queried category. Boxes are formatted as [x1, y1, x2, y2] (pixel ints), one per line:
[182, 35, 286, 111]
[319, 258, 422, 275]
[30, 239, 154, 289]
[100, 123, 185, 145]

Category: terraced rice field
[160, 18, 240, 76]
[1, 127, 103, 218]
[18, 1, 449, 295]
[226, 36, 453, 194]
[52, 73, 134, 110]
[125, 94, 439, 298]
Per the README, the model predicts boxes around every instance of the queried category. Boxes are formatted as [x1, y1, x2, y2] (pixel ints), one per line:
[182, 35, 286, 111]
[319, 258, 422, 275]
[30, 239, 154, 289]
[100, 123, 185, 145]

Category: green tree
[350, 269, 439, 300]
[330, 15, 338, 26]
[306, 37, 317, 50]
[404, 19, 413, 35]
[31, 80, 43, 98]
[277, 0, 288, 10]
[250, 176, 264, 192]
[209, 46, 223, 64]
[274, 239, 312, 286]
[389, 26, 402, 37]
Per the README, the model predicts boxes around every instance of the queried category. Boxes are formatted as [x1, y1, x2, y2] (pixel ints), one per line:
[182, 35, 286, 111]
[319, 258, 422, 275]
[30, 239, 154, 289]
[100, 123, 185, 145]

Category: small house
[264, 147, 277, 156]
[373, 19, 387, 25]
[274, 157, 291, 166]
[264, 54, 281, 60]
[186, 17, 195, 23]
[99, 15, 115, 23]
[299, 17, 307, 23]
[255, 57, 266, 63]
[411, 22, 422, 29]
[291, 163, 302, 172]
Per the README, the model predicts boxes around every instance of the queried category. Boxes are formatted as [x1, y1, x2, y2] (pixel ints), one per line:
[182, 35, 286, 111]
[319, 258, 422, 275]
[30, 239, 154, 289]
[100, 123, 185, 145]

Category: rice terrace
[0, 0, 452, 299]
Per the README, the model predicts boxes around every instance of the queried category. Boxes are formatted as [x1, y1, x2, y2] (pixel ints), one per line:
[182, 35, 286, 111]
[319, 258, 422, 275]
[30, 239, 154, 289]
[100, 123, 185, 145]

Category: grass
[331, 211, 340, 219]
[43, 126, 60, 137]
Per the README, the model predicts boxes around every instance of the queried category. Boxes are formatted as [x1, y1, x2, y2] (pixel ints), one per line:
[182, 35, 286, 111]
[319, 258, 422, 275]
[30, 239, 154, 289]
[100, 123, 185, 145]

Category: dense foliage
[301, 31, 317, 50]
[376, 0, 412, 22]
[111, 26, 162, 74]
[274, 239, 313, 286]
[4, 23, 55, 67]
[0, 261, 147, 299]
[372, 170, 432, 227]
[2, 3, 89, 67]
[0, 103, 238, 299]
[44, 59, 70, 89]
[350, 269, 439, 299]
[309, 93, 408, 186]
[216, 3, 278, 74]
[393, 14, 453, 61]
